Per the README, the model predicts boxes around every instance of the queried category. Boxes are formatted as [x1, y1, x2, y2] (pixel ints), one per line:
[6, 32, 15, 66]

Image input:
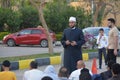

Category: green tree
[44, 0, 92, 33]
[0, 8, 22, 32]
[20, 5, 40, 29]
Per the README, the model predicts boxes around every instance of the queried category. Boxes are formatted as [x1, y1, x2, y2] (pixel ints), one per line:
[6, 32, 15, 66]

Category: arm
[96, 35, 99, 44]
[114, 36, 118, 50]
[105, 36, 108, 48]
[61, 30, 67, 48]
[76, 29, 85, 47]
[113, 29, 119, 55]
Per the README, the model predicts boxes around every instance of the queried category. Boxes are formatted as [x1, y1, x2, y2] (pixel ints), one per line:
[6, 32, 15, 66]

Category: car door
[29, 29, 43, 44]
[15, 29, 32, 44]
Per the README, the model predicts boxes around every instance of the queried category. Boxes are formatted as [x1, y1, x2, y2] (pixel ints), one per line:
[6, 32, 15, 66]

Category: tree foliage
[44, 1, 92, 33]
[0, 8, 22, 32]
[20, 5, 40, 29]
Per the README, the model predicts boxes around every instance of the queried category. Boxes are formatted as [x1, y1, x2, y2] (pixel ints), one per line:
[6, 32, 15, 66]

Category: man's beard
[71, 26, 75, 28]
[108, 25, 112, 28]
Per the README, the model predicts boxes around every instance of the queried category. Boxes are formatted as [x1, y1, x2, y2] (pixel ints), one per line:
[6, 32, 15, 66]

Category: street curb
[0, 52, 119, 71]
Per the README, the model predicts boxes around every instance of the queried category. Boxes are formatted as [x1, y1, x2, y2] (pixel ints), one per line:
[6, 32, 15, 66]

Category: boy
[96, 28, 108, 69]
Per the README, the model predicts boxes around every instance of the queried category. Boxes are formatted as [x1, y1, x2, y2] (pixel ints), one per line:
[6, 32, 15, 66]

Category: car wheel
[7, 39, 16, 47]
[40, 40, 48, 47]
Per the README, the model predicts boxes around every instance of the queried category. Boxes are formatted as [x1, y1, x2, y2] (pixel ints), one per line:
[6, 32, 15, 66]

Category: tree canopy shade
[44, 1, 92, 33]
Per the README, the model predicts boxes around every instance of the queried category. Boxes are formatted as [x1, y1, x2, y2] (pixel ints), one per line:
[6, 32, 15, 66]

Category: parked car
[3, 28, 56, 47]
[82, 27, 109, 49]
[83, 27, 110, 39]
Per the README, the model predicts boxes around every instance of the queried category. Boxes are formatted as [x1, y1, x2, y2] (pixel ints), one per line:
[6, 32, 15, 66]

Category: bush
[56, 33, 62, 41]
[0, 32, 10, 40]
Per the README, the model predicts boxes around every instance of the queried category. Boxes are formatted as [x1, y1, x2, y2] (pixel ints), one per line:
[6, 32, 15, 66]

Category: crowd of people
[0, 16, 119, 80]
[0, 60, 120, 80]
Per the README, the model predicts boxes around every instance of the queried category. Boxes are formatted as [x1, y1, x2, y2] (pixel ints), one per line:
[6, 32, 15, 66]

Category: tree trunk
[1, 0, 11, 8]
[30, 0, 54, 54]
[93, 1, 102, 27]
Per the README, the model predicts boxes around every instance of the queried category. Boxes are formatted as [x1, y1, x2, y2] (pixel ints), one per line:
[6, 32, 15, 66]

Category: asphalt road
[0, 44, 63, 57]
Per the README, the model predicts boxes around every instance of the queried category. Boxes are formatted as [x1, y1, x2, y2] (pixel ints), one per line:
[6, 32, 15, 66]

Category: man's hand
[65, 40, 71, 45]
[71, 41, 77, 46]
[114, 49, 118, 56]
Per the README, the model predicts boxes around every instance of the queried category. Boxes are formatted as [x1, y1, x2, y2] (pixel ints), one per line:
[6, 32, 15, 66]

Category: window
[19, 29, 31, 35]
[31, 29, 42, 34]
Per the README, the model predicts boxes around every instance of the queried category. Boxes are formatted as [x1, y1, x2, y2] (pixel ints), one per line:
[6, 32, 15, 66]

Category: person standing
[107, 18, 119, 63]
[61, 16, 85, 74]
[0, 60, 16, 80]
[96, 28, 108, 69]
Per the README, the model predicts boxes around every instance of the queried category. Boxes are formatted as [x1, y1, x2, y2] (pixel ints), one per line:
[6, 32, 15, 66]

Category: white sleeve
[96, 35, 99, 44]
[89, 70, 93, 76]
[69, 72, 74, 80]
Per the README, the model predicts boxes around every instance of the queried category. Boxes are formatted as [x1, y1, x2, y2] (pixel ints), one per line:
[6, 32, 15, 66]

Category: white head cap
[69, 16, 76, 22]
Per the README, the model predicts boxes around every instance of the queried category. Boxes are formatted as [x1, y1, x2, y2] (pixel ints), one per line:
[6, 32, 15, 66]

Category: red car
[3, 28, 56, 47]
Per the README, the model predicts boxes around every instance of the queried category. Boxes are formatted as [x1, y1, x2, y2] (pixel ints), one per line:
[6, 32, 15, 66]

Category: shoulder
[24, 70, 31, 75]
[8, 71, 15, 74]
[7, 71, 16, 76]
[70, 69, 80, 75]
[112, 27, 119, 32]
[76, 27, 82, 31]
[37, 70, 43, 74]
[64, 28, 70, 31]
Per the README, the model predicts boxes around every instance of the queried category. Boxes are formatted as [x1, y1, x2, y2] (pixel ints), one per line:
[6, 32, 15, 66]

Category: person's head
[107, 60, 115, 70]
[79, 68, 92, 80]
[30, 61, 38, 69]
[69, 16, 76, 28]
[99, 28, 104, 35]
[107, 18, 115, 28]
[77, 60, 85, 69]
[41, 76, 53, 80]
[111, 63, 120, 76]
[58, 67, 69, 78]
[44, 65, 56, 74]
[2, 60, 11, 70]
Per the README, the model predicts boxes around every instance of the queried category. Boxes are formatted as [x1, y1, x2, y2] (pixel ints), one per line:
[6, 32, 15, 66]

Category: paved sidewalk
[13, 57, 120, 80]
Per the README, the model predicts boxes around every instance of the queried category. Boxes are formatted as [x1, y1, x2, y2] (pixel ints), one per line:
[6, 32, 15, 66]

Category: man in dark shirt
[61, 16, 85, 74]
